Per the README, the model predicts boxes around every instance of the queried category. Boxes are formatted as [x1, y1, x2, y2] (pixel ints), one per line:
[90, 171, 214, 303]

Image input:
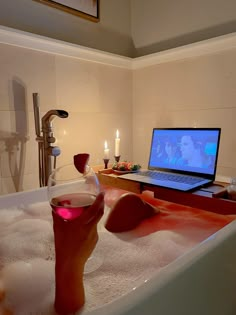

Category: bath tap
[42, 110, 68, 127]
[32, 93, 69, 187]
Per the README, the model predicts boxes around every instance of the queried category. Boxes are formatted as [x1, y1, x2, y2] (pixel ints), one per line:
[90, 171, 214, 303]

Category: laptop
[120, 128, 221, 192]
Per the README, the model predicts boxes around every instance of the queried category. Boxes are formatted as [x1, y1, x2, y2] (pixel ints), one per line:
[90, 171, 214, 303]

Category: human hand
[52, 192, 104, 266]
[52, 192, 104, 315]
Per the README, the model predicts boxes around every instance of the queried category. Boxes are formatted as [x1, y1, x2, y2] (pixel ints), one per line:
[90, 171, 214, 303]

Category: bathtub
[0, 186, 236, 315]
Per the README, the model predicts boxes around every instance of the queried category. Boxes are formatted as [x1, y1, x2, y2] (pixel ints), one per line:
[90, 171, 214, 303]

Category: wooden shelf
[141, 183, 236, 215]
[94, 166, 141, 194]
[93, 165, 236, 215]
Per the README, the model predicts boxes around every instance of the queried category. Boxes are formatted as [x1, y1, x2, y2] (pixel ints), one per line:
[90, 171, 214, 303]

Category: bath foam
[0, 201, 218, 314]
[0, 218, 54, 269]
[0, 207, 24, 226]
[82, 229, 194, 312]
[1, 258, 55, 315]
[0, 202, 56, 314]
[23, 201, 52, 218]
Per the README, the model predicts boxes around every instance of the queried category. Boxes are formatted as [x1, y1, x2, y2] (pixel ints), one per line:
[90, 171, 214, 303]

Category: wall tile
[133, 49, 236, 113]
[55, 56, 132, 114]
[53, 111, 133, 167]
[0, 44, 57, 113]
[1, 43, 236, 194]
[0, 44, 133, 194]
[1, 173, 39, 195]
[132, 112, 159, 168]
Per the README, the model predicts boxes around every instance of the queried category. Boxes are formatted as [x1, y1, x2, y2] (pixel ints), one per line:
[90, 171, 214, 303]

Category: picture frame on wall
[35, 0, 99, 22]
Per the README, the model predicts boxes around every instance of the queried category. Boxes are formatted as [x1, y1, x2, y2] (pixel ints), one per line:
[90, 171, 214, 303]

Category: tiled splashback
[0, 44, 132, 195]
[1, 31, 236, 195]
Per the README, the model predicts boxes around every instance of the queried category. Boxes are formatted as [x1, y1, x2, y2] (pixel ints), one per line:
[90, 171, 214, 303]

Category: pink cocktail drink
[51, 192, 96, 220]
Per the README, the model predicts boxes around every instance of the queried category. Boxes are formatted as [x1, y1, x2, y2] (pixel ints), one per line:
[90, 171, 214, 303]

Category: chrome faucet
[32, 93, 69, 187]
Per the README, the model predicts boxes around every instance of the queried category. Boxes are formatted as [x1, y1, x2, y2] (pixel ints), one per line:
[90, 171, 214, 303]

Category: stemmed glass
[47, 163, 103, 273]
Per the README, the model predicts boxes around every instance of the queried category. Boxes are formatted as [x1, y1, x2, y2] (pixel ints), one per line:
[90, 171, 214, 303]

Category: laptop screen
[148, 128, 221, 176]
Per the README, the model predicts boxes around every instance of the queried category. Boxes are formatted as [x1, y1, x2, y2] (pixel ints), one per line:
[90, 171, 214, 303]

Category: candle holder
[103, 158, 110, 169]
[114, 155, 121, 163]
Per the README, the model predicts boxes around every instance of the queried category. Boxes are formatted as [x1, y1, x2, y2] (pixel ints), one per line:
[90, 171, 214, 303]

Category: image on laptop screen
[148, 128, 221, 176]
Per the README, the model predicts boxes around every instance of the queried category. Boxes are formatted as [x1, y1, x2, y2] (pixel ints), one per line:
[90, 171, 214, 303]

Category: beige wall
[1, 30, 236, 195]
[0, 43, 132, 195]
[132, 49, 236, 180]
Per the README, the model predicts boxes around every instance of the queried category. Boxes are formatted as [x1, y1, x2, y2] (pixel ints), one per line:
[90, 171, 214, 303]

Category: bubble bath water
[0, 191, 233, 315]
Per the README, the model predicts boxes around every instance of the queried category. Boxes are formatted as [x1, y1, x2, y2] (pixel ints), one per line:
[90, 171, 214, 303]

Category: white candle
[115, 129, 120, 157]
[104, 141, 109, 159]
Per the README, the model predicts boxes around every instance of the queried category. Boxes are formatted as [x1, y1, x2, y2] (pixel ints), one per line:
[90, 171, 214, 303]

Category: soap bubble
[1, 258, 55, 315]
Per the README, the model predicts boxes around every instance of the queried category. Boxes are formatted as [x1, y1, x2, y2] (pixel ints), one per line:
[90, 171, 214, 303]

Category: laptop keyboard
[139, 171, 204, 185]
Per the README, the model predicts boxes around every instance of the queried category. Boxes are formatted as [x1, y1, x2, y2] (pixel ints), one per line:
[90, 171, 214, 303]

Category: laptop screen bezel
[148, 127, 221, 180]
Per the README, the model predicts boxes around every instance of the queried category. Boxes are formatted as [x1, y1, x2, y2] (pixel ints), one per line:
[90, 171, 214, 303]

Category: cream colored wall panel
[1, 30, 236, 194]
[133, 49, 236, 113]
[0, 43, 56, 112]
[53, 111, 133, 168]
[1, 176, 18, 195]
[55, 56, 132, 114]
[0, 111, 36, 178]
[0, 43, 133, 194]
[0, 175, 26, 195]
[1, 173, 39, 195]
[1, 140, 27, 179]
[216, 165, 236, 181]
[0, 110, 14, 133]
[97, 67, 132, 114]
[3, 109, 29, 137]
[132, 112, 159, 168]
[21, 173, 40, 192]
[24, 139, 38, 175]
[0, 111, 29, 183]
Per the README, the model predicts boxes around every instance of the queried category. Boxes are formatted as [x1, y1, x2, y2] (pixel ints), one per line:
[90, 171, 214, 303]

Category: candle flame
[104, 141, 108, 149]
[116, 129, 119, 138]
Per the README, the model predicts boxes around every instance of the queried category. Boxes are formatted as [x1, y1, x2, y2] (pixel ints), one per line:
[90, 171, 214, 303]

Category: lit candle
[104, 141, 109, 159]
[115, 129, 120, 157]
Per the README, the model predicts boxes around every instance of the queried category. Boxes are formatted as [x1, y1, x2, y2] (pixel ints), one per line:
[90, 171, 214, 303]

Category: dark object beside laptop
[120, 128, 221, 192]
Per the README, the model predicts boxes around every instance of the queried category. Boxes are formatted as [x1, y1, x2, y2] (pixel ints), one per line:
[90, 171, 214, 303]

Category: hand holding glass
[48, 164, 104, 273]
